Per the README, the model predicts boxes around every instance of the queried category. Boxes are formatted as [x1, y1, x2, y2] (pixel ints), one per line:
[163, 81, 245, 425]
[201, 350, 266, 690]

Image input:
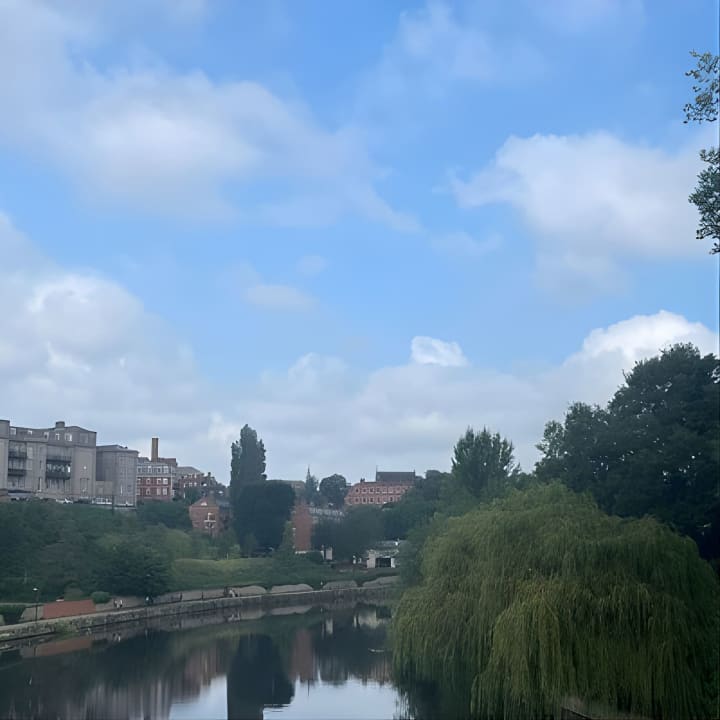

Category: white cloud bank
[450, 131, 704, 292]
[1, 215, 716, 482]
[0, 0, 413, 228]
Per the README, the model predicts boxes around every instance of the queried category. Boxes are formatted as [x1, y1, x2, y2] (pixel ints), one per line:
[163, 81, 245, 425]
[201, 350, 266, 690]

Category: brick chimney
[151, 437, 159, 462]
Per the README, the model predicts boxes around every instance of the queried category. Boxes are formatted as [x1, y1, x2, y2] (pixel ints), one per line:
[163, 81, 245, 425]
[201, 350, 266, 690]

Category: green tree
[230, 424, 267, 493]
[393, 484, 719, 720]
[311, 506, 382, 562]
[685, 51, 719, 253]
[451, 427, 518, 499]
[101, 543, 170, 598]
[233, 481, 294, 550]
[382, 472, 446, 540]
[136, 500, 192, 530]
[303, 467, 320, 505]
[536, 345, 720, 551]
[318, 474, 348, 508]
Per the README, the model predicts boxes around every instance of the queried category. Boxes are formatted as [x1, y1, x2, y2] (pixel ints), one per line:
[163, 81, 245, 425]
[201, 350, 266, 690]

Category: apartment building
[0, 419, 97, 501]
[96, 445, 139, 506]
[136, 437, 177, 502]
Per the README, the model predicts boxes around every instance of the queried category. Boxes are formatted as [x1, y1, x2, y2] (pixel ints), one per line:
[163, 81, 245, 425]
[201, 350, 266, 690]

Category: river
[0, 603, 411, 720]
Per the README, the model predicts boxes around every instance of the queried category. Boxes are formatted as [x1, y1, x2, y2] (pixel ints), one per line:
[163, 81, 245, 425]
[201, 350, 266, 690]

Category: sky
[0, 0, 718, 483]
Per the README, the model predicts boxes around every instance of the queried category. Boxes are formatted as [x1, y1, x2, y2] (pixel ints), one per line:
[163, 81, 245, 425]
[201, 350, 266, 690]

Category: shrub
[91, 591, 111, 604]
[63, 586, 85, 601]
[305, 551, 324, 565]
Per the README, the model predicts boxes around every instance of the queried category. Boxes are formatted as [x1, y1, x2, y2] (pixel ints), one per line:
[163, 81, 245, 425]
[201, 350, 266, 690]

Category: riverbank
[0, 579, 399, 649]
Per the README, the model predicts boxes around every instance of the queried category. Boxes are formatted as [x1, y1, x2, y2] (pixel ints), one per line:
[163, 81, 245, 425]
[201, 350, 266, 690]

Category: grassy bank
[170, 556, 398, 591]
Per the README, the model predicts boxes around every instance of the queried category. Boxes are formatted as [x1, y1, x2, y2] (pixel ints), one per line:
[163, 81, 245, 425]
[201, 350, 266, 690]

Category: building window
[80, 434, 88, 444]
[163, 478, 168, 485]
[27, 430, 33, 436]
[10, 427, 15, 436]
[145, 489, 150, 496]
[156, 488, 161, 496]
[55, 433, 60, 441]
[65, 433, 73, 442]
[163, 488, 168, 496]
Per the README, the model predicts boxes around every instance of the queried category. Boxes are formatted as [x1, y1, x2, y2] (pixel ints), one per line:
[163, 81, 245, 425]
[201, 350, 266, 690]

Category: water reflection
[0, 604, 405, 720]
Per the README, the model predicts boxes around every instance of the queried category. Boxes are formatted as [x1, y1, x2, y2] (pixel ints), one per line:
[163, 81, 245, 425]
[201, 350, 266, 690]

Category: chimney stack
[55, 421, 65, 429]
[151, 437, 159, 462]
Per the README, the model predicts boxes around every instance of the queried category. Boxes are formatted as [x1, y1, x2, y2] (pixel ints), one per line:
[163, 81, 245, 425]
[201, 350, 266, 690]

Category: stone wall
[0, 580, 398, 647]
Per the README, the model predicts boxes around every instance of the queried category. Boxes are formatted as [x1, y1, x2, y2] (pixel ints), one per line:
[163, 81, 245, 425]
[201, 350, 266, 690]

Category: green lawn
[170, 556, 397, 592]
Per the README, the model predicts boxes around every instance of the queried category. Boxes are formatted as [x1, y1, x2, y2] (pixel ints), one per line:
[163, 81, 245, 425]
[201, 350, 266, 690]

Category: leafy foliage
[536, 344, 720, 554]
[232, 481, 295, 550]
[318, 474, 348, 508]
[0, 501, 214, 601]
[230, 424, 267, 492]
[381, 471, 445, 540]
[685, 51, 719, 253]
[393, 484, 719, 719]
[452, 427, 519, 499]
[100, 543, 171, 597]
[312, 506, 383, 562]
[303, 468, 320, 505]
[136, 499, 192, 530]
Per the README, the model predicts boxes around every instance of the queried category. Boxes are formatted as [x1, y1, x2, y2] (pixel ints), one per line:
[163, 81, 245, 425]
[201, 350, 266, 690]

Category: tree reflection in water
[0, 604, 398, 720]
[226, 634, 294, 720]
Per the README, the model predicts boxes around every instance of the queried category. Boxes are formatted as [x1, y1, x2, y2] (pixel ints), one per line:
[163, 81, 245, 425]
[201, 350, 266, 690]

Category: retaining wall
[0, 582, 398, 647]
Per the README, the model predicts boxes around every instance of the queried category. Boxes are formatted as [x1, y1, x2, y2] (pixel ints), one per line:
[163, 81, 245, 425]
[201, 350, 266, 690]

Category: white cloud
[0, 0, 412, 227]
[245, 283, 316, 312]
[450, 132, 703, 291]
[533, 0, 644, 32]
[431, 231, 502, 259]
[1, 214, 716, 484]
[356, 1, 543, 126]
[230, 262, 317, 312]
[410, 337, 469, 367]
[296, 255, 328, 277]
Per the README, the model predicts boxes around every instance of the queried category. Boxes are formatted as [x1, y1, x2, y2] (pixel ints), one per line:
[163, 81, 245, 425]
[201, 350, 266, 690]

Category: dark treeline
[0, 500, 220, 602]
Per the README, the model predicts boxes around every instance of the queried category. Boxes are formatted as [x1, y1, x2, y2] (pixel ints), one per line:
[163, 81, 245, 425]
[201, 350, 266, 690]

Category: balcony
[46, 467, 71, 480]
[8, 449, 27, 460]
[46, 455, 71, 464]
[7, 467, 26, 476]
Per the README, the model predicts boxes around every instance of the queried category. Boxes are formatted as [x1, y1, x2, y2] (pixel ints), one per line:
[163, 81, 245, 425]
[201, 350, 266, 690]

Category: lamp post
[33, 587, 39, 622]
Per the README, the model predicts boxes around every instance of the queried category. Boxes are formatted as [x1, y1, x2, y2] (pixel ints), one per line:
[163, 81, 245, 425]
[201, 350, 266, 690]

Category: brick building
[291, 503, 345, 552]
[344, 471, 418, 507]
[189, 494, 230, 536]
[136, 437, 177, 502]
[177, 466, 225, 500]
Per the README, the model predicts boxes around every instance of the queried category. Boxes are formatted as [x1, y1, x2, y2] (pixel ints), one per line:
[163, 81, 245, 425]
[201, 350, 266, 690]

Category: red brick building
[344, 471, 417, 507]
[136, 437, 177, 502]
[189, 494, 230, 537]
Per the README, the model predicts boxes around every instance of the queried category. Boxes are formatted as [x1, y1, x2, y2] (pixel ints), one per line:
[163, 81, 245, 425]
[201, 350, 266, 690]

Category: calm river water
[0, 604, 412, 720]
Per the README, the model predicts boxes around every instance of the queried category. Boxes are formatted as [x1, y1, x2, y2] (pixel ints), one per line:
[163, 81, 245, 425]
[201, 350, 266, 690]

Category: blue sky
[0, 0, 717, 481]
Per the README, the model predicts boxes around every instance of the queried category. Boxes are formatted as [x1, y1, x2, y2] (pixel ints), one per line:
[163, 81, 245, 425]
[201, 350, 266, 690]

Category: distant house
[344, 470, 418, 507]
[189, 494, 230, 537]
[365, 540, 404, 569]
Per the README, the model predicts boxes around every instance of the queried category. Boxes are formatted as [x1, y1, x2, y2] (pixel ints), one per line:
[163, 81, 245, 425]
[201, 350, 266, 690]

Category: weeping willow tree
[393, 484, 719, 719]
